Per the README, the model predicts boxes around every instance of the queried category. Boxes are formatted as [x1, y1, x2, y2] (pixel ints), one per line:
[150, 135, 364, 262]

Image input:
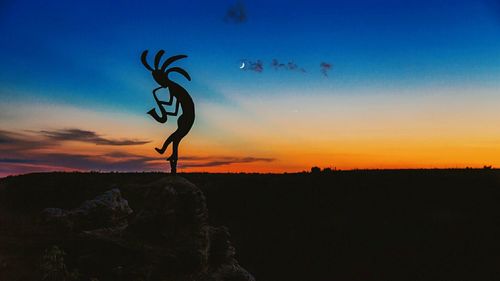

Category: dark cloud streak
[0, 130, 52, 152]
[320, 62, 332, 77]
[40, 128, 150, 146]
[224, 1, 247, 23]
[242, 59, 264, 73]
[0, 129, 276, 175]
[0, 158, 37, 164]
[271, 59, 306, 73]
[179, 156, 274, 168]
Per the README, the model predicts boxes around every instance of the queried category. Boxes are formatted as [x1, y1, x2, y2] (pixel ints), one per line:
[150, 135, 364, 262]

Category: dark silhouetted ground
[1, 170, 499, 280]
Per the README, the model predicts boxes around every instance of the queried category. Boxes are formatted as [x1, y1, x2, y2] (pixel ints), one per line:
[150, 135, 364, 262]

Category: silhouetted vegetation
[310, 166, 337, 174]
[310, 166, 321, 174]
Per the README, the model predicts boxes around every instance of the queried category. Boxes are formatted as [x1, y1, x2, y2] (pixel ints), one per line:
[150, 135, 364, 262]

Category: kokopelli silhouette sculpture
[141, 49, 195, 174]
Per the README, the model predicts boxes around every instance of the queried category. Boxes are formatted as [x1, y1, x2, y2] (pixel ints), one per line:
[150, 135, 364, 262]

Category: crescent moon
[239, 62, 245, 69]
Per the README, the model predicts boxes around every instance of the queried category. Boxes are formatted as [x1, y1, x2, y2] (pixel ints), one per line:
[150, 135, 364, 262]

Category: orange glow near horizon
[1, 85, 500, 176]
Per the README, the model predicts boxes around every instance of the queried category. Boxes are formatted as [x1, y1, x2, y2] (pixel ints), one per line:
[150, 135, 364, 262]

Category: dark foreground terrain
[1, 170, 500, 280]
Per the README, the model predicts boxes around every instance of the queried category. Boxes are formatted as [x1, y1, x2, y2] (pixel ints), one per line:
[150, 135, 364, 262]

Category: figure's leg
[155, 133, 175, 154]
[167, 140, 180, 161]
[165, 114, 193, 173]
[167, 140, 180, 174]
[166, 115, 189, 160]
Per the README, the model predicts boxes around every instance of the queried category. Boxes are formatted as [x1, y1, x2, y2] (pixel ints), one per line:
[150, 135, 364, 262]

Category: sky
[1, 0, 500, 176]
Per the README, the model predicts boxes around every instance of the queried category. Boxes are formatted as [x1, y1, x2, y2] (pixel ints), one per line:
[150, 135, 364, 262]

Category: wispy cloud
[240, 58, 336, 77]
[224, 1, 247, 23]
[0, 130, 52, 152]
[0, 129, 157, 176]
[242, 59, 264, 73]
[0, 129, 275, 176]
[180, 156, 274, 168]
[0, 132, 160, 174]
[0, 158, 36, 164]
[23, 152, 159, 171]
[0, 151, 275, 175]
[245, 58, 339, 75]
[320, 62, 332, 77]
[39, 128, 150, 146]
[271, 59, 306, 73]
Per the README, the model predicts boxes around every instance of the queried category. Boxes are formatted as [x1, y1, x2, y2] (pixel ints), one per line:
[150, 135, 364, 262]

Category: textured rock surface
[41, 188, 132, 231]
[205, 226, 256, 281]
[40, 176, 254, 281]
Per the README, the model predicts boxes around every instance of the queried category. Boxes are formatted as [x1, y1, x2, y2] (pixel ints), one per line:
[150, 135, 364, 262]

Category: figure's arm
[152, 87, 174, 106]
[164, 100, 180, 116]
[147, 88, 179, 121]
[147, 87, 168, 123]
[147, 106, 168, 123]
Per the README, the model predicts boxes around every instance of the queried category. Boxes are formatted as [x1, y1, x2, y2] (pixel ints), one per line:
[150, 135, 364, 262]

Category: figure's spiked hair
[166, 67, 191, 81]
[161, 55, 188, 72]
[141, 50, 153, 71]
[154, 50, 165, 68]
[141, 50, 190, 81]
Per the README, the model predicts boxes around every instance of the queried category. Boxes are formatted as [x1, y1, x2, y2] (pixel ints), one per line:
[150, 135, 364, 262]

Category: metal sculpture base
[170, 159, 177, 174]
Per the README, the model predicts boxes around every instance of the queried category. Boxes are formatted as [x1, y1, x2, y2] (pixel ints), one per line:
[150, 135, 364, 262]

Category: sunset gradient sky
[1, 0, 500, 176]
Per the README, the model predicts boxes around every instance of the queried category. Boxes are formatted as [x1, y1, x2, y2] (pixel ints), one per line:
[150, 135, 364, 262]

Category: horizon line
[2, 167, 498, 179]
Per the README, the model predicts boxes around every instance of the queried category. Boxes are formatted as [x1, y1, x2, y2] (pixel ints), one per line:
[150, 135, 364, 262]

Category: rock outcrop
[40, 176, 255, 281]
[42, 188, 132, 232]
[203, 226, 256, 281]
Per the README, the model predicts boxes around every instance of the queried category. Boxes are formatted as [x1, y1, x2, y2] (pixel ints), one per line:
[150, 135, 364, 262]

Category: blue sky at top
[0, 0, 499, 113]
